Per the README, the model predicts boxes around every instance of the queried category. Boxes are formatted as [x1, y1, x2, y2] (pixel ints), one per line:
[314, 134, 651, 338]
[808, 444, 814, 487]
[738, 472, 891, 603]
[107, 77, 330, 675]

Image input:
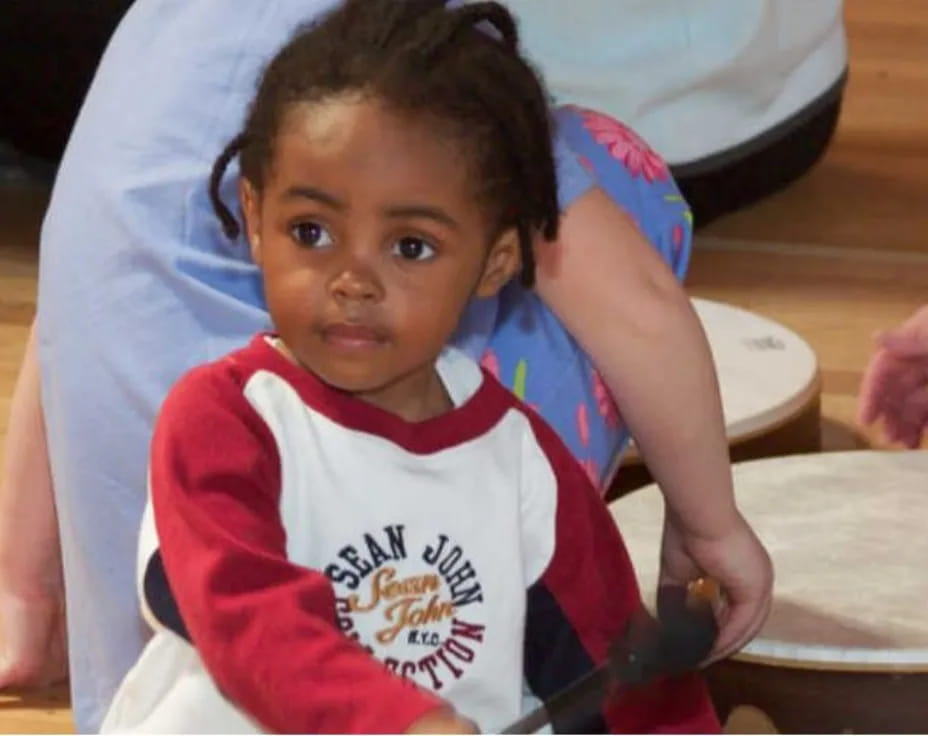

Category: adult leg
[0, 322, 66, 688]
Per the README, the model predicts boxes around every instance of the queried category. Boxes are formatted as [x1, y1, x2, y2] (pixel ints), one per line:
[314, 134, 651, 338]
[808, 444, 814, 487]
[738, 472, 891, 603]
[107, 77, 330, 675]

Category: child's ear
[475, 227, 521, 298]
[239, 178, 263, 267]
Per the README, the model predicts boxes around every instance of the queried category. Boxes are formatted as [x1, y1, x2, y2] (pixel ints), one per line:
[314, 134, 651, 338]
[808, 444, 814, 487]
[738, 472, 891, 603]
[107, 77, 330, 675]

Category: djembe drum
[610, 451, 928, 733]
[610, 298, 821, 497]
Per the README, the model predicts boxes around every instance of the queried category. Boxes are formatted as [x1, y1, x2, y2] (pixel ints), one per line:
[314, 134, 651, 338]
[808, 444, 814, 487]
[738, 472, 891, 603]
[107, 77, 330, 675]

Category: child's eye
[290, 221, 334, 248]
[392, 236, 436, 261]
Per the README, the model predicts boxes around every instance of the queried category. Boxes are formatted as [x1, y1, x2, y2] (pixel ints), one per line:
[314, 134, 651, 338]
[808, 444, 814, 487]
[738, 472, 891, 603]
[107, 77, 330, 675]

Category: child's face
[241, 95, 519, 408]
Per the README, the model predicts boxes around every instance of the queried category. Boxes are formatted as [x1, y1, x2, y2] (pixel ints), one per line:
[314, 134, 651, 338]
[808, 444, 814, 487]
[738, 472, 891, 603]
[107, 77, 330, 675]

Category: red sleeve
[521, 411, 720, 734]
[149, 362, 444, 733]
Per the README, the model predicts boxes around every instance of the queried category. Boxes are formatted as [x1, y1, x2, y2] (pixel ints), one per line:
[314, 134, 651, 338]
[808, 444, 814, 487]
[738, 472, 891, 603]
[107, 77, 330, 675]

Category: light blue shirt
[35, 1, 592, 730]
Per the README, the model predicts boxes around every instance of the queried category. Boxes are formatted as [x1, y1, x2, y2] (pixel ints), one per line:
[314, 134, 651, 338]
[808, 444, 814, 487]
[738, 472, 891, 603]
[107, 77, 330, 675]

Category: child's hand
[405, 707, 479, 734]
[858, 306, 928, 447]
[659, 510, 772, 662]
[0, 585, 68, 689]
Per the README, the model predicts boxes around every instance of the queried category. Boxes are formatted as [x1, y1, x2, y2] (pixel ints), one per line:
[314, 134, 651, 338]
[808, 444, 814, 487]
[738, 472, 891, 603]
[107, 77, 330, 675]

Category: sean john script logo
[325, 524, 486, 690]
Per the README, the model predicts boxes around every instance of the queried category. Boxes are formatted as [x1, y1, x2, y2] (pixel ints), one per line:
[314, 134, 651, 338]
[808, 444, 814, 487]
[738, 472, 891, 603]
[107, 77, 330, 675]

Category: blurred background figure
[503, 0, 847, 226]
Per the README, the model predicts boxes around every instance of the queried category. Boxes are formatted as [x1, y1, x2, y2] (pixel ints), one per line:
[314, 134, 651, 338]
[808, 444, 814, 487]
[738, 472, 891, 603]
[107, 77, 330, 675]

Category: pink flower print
[578, 155, 595, 173]
[579, 108, 669, 183]
[592, 369, 622, 429]
[480, 348, 500, 380]
[576, 403, 591, 448]
[580, 458, 601, 490]
[672, 223, 685, 261]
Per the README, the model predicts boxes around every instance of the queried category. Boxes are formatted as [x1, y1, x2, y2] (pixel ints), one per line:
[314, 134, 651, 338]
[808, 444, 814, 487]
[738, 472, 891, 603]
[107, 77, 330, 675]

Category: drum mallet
[501, 578, 720, 734]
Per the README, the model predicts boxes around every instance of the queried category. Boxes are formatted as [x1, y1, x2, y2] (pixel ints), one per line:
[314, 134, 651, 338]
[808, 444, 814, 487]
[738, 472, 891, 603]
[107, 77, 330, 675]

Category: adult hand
[858, 306, 928, 447]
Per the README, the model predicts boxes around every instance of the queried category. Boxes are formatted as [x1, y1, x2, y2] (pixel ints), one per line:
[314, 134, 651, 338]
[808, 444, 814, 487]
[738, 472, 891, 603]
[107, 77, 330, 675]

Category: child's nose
[329, 265, 384, 303]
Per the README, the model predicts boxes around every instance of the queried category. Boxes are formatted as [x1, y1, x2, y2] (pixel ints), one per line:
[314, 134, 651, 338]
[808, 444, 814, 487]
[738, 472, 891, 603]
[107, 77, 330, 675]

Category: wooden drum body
[611, 299, 821, 497]
[611, 451, 928, 733]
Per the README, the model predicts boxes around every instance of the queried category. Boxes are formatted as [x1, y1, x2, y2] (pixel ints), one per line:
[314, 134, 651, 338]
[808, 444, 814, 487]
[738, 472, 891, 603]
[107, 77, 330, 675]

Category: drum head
[692, 298, 819, 442]
[611, 451, 928, 671]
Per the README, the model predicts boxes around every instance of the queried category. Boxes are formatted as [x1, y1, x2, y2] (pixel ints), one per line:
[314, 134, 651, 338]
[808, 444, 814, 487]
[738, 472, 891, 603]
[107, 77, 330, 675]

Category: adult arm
[535, 187, 772, 659]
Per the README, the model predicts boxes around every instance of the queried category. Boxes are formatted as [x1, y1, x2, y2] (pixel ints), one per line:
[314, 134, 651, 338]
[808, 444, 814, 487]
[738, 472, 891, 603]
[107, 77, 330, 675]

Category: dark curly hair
[209, 0, 560, 287]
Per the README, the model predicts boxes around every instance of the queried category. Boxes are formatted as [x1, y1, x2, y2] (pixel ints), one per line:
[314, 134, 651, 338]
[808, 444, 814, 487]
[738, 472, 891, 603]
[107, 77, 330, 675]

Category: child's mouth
[321, 322, 387, 349]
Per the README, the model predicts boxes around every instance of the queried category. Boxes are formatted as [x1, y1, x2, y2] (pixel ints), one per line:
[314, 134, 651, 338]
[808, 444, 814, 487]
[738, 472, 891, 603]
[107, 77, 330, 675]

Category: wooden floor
[1, 0, 926, 731]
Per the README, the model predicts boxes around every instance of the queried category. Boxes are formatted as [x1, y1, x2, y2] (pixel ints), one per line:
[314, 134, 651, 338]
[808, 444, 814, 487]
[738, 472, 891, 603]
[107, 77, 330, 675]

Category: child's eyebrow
[282, 186, 460, 231]
[283, 186, 345, 210]
[383, 204, 460, 231]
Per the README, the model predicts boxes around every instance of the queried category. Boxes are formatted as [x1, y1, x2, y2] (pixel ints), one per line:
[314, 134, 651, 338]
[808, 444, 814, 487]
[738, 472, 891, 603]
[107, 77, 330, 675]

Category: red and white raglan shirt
[102, 335, 718, 734]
